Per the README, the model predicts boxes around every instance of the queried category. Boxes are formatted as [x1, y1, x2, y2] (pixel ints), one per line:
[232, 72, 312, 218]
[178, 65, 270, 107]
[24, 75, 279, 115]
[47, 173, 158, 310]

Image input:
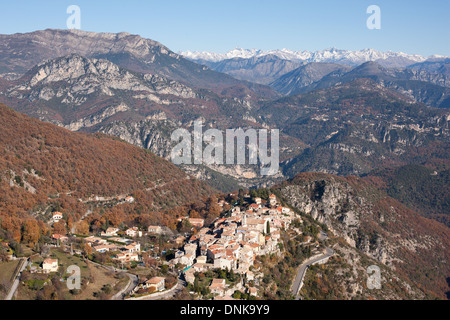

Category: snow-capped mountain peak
[180, 47, 431, 66]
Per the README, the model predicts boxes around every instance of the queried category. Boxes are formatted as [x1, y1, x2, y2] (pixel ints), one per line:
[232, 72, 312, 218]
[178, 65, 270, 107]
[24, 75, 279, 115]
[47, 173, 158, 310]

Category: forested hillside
[0, 103, 215, 243]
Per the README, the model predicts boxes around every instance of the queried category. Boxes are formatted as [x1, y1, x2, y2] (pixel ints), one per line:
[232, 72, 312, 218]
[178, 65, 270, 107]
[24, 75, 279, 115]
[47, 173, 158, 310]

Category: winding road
[86, 259, 139, 300]
[291, 247, 335, 300]
[5, 258, 28, 300]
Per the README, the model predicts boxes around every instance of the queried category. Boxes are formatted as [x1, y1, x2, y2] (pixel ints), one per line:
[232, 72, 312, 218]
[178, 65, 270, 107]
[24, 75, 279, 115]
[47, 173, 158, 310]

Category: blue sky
[0, 0, 449, 56]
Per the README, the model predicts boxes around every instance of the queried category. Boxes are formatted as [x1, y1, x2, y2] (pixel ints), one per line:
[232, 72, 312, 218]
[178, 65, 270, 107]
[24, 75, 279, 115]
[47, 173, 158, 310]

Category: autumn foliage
[0, 104, 215, 244]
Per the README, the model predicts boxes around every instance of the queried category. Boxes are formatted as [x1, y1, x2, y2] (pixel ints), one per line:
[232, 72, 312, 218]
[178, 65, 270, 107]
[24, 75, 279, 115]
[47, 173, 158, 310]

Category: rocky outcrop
[6, 54, 197, 106]
[278, 172, 450, 298]
[0, 29, 279, 98]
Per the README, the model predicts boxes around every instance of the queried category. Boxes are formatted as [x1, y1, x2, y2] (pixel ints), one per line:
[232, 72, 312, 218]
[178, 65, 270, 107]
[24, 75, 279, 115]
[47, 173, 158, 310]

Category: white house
[101, 227, 119, 237]
[126, 227, 142, 238]
[214, 257, 234, 270]
[180, 254, 195, 267]
[145, 277, 165, 292]
[188, 218, 205, 228]
[124, 242, 141, 253]
[148, 225, 162, 234]
[196, 255, 207, 264]
[51, 212, 63, 223]
[114, 252, 139, 263]
[42, 258, 58, 273]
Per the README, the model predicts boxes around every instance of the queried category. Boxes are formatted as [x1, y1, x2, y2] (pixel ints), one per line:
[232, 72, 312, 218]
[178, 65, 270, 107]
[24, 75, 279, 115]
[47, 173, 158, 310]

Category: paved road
[5, 258, 28, 300]
[85, 259, 139, 300]
[291, 247, 334, 300]
[112, 271, 139, 300]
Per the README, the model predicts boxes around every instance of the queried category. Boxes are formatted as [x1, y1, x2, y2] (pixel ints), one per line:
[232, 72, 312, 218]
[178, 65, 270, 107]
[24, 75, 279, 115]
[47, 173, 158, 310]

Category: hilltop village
[2, 191, 326, 300]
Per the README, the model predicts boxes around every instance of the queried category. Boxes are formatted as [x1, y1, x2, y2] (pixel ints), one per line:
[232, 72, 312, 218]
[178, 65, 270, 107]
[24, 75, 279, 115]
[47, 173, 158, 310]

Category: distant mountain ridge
[181, 47, 446, 67]
[0, 29, 278, 99]
[272, 61, 450, 108]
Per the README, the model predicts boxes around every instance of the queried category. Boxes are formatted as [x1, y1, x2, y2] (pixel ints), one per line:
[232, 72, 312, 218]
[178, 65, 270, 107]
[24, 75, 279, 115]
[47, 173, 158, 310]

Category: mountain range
[0, 31, 448, 213]
[272, 60, 450, 108]
[184, 48, 450, 109]
[0, 29, 278, 99]
[181, 47, 441, 67]
[0, 29, 448, 300]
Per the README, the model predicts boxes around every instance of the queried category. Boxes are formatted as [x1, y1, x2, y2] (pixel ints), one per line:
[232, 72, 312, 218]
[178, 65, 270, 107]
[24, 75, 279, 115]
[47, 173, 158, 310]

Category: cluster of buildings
[84, 234, 141, 263]
[42, 193, 300, 299]
[173, 194, 296, 297]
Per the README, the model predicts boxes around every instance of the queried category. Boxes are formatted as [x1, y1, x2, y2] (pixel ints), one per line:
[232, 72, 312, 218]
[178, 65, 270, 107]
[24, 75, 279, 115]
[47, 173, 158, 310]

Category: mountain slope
[0, 103, 215, 221]
[0, 54, 271, 129]
[197, 54, 304, 85]
[364, 164, 450, 226]
[279, 61, 450, 108]
[0, 29, 278, 99]
[270, 62, 352, 95]
[261, 79, 449, 177]
[0, 54, 290, 190]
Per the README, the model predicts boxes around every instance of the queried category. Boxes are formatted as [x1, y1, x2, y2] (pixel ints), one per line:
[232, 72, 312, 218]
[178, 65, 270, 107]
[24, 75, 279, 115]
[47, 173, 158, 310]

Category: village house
[148, 225, 162, 235]
[51, 234, 68, 242]
[51, 212, 63, 223]
[184, 243, 198, 256]
[42, 258, 58, 273]
[246, 271, 255, 281]
[93, 243, 117, 253]
[214, 256, 236, 270]
[180, 254, 195, 266]
[126, 227, 142, 238]
[125, 196, 135, 203]
[209, 278, 226, 296]
[174, 236, 186, 247]
[101, 227, 119, 237]
[145, 277, 165, 292]
[192, 262, 213, 273]
[269, 194, 277, 206]
[188, 218, 205, 228]
[85, 236, 107, 245]
[246, 218, 268, 234]
[114, 252, 139, 263]
[231, 207, 241, 216]
[175, 250, 185, 259]
[184, 268, 196, 284]
[196, 255, 207, 264]
[124, 242, 141, 253]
